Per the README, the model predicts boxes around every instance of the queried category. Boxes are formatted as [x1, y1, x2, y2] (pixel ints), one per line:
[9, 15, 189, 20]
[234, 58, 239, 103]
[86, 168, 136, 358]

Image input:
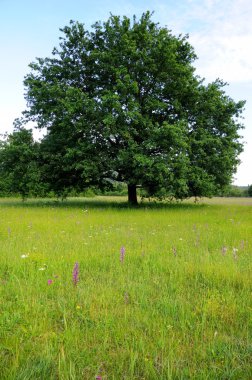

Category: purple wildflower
[120, 246, 125, 263]
[124, 292, 130, 304]
[72, 262, 79, 286]
[221, 246, 228, 256]
[240, 240, 245, 250]
[47, 279, 53, 285]
[172, 246, 177, 257]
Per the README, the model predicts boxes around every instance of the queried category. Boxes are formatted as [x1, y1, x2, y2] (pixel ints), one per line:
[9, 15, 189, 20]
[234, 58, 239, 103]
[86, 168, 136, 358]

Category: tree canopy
[11, 12, 245, 203]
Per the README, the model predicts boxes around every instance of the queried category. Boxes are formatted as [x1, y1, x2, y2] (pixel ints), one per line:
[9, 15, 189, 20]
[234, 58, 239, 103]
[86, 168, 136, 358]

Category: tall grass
[0, 197, 251, 379]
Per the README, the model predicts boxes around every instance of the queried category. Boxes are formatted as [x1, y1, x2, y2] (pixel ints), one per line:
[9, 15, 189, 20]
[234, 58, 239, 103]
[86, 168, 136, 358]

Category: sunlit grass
[0, 197, 251, 379]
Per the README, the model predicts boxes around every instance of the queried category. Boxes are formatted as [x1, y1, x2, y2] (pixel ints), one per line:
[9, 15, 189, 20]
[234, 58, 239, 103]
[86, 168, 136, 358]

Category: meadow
[0, 196, 251, 379]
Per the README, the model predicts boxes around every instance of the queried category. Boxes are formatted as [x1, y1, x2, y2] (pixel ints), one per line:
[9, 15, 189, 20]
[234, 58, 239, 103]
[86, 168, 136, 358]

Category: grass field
[0, 196, 251, 379]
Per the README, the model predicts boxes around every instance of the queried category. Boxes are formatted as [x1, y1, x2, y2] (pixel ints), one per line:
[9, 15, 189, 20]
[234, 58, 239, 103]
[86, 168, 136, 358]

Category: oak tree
[19, 12, 244, 203]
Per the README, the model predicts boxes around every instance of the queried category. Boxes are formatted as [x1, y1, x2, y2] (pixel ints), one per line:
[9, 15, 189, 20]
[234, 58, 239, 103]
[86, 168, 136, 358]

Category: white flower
[21, 254, 29, 259]
[233, 247, 238, 260]
[38, 267, 46, 271]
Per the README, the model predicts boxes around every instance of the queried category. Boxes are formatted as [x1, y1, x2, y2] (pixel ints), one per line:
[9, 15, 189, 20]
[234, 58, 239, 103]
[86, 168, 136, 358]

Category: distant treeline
[221, 185, 252, 198]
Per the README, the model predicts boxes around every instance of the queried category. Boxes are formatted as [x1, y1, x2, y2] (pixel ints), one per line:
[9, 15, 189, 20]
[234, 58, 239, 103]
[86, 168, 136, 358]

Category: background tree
[0, 127, 42, 199]
[18, 12, 245, 204]
[248, 185, 252, 197]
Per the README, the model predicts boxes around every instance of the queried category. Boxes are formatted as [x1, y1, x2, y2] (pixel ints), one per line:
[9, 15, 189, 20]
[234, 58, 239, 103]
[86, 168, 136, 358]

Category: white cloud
[191, 33, 252, 83]
[154, 0, 252, 83]
[185, 0, 252, 83]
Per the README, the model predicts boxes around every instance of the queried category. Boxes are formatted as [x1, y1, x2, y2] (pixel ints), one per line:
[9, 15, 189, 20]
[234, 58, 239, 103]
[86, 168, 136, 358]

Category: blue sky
[1, 0, 251, 185]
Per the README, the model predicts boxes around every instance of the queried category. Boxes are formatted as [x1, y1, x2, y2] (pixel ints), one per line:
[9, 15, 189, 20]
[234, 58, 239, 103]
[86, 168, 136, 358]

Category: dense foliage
[1, 12, 245, 202]
[0, 128, 43, 199]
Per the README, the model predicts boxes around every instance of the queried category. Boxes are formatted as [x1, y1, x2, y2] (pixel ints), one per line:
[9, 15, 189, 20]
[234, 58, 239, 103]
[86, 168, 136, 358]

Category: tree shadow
[0, 196, 208, 211]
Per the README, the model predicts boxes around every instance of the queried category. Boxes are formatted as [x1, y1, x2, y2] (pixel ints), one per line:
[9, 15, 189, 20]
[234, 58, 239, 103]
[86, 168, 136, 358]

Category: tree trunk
[128, 184, 138, 205]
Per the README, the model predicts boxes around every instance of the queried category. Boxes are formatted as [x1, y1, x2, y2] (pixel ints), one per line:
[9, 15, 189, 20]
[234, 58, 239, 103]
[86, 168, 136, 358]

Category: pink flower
[47, 279, 53, 285]
[221, 246, 228, 255]
[72, 262, 79, 286]
[120, 246, 125, 263]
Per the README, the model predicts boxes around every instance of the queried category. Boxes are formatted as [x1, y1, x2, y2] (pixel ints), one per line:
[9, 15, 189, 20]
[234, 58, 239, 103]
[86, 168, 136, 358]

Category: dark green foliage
[248, 185, 252, 197]
[14, 12, 245, 202]
[0, 128, 44, 199]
